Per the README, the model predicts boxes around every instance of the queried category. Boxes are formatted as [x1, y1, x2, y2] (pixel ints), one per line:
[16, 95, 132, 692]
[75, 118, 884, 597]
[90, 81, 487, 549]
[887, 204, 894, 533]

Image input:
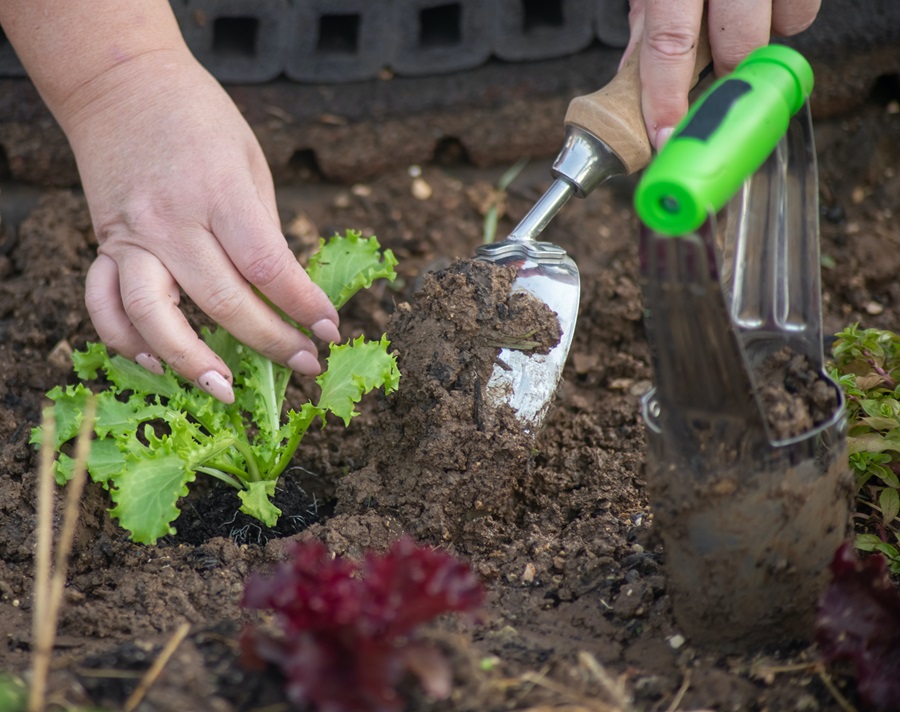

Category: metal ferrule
[505, 125, 625, 244]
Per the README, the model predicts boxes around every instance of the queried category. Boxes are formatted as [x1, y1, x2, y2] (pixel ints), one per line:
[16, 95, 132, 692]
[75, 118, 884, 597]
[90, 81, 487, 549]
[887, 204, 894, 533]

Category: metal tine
[640, 219, 763, 426]
[724, 103, 824, 369]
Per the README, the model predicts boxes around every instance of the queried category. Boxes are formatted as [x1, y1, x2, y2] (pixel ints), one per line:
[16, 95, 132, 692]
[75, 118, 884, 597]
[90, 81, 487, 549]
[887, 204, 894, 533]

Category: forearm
[0, 0, 190, 133]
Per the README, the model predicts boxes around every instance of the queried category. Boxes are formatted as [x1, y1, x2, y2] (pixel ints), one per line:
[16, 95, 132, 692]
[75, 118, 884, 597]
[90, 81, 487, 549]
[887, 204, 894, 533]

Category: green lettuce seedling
[831, 323, 900, 572]
[32, 231, 400, 545]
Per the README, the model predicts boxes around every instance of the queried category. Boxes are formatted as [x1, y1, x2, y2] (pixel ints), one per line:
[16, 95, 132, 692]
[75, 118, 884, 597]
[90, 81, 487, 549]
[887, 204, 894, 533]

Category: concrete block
[391, 0, 495, 76]
[175, 0, 289, 83]
[286, 0, 394, 83]
[494, 0, 595, 61]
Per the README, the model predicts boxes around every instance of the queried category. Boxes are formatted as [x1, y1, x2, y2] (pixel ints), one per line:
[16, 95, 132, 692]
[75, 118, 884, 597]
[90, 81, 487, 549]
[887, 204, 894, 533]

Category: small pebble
[48, 339, 73, 370]
[629, 380, 652, 396]
[522, 562, 536, 584]
[411, 176, 433, 201]
[866, 301, 884, 315]
[668, 634, 686, 649]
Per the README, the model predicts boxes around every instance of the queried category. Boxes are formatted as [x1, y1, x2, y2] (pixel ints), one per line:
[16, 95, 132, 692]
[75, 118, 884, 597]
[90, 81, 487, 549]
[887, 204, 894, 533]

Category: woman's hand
[623, 0, 821, 149]
[65, 50, 340, 403]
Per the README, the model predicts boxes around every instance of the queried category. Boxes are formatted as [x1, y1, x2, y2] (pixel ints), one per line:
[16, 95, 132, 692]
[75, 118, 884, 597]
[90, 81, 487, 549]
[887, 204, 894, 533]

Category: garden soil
[1, 92, 899, 711]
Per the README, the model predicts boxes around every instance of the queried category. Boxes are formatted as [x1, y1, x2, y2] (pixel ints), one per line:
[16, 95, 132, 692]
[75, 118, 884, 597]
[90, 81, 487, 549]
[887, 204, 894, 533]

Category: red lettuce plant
[241, 537, 485, 712]
[816, 542, 900, 711]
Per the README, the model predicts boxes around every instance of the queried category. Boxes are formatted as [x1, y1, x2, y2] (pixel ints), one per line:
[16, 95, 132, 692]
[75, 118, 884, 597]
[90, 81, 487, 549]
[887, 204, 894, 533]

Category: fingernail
[311, 318, 341, 345]
[135, 352, 164, 376]
[195, 370, 235, 404]
[287, 349, 322, 376]
[655, 127, 675, 150]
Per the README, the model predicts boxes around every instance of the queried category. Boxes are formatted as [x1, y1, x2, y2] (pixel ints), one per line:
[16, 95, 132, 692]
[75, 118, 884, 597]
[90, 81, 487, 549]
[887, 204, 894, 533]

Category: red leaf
[816, 542, 900, 711]
[241, 536, 484, 712]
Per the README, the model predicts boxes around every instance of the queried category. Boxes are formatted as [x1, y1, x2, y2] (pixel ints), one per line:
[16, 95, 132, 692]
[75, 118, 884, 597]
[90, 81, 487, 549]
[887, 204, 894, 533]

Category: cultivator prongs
[726, 102, 827, 372]
[639, 217, 765, 439]
[631, 45, 852, 651]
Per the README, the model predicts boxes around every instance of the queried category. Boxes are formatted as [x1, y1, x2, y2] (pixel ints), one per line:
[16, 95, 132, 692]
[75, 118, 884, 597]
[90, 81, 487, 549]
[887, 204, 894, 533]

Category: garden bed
[0, 90, 899, 711]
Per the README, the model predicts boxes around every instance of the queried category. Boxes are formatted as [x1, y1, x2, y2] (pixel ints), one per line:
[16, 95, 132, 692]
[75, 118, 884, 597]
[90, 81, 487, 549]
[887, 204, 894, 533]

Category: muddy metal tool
[475, 35, 712, 433]
[635, 46, 851, 650]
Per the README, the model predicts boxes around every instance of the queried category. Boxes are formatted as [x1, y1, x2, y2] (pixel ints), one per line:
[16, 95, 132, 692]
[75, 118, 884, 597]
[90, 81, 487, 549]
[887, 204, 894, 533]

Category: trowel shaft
[508, 127, 625, 243]
[509, 27, 713, 244]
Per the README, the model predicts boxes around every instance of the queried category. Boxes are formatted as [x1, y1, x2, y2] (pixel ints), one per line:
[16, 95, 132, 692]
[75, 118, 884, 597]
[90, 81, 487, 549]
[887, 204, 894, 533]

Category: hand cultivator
[635, 46, 851, 650]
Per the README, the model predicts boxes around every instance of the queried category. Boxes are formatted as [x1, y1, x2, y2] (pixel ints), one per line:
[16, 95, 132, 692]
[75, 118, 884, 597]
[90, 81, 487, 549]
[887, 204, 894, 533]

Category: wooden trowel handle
[565, 25, 713, 175]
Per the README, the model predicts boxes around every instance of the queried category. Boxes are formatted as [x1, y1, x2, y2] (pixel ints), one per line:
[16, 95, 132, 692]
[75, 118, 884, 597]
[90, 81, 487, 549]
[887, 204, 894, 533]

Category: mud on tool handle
[634, 44, 814, 236]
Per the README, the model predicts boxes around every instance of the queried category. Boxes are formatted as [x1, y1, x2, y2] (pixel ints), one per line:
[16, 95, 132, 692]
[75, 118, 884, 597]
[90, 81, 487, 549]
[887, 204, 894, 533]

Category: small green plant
[831, 323, 900, 572]
[33, 231, 400, 545]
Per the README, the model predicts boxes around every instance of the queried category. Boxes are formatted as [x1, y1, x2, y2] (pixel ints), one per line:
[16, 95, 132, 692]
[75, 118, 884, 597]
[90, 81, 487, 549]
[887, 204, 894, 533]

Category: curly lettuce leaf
[307, 230, 398, 309]
[316, 335, 401, 426]
[239, 480, 281, 527]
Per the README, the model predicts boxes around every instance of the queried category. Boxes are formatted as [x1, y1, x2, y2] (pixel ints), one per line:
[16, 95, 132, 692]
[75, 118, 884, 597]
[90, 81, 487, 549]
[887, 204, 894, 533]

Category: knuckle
[84, 287, 113, 319]
[240, 246, 291, 288]
[163, 346, 194, 372]
[94, 198, 160, 246]
[774, 16, 816, 37]
[645, 27, 697, 60]
[200, 283, 247, 323]
[121, 283, 162, 325]
[715, 40, 759, 73]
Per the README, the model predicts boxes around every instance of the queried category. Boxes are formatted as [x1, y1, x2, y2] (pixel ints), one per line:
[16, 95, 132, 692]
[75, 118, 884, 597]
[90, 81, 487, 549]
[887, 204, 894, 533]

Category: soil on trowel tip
[336, 259, 561, 554]
[755, 346, 840, 440]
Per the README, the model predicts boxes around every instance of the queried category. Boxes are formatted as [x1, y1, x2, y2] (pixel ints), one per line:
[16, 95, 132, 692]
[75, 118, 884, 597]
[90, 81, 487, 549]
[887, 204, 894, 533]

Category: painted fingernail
[655, 127, 675, 150]
[311, 318, 341, 345]
[195, 370, 235, 404]
[135, 353, 165, 375]
[287, 349, 322, 376]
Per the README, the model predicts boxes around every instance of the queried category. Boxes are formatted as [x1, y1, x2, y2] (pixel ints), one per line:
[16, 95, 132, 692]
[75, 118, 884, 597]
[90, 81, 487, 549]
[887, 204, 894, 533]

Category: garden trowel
[475, 31, 712, 434]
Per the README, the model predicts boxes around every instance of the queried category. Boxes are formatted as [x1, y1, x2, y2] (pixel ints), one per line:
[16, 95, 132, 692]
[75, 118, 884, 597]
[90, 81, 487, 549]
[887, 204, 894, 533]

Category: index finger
[640, 0, 705, 148]
[210, 181, 342, 345]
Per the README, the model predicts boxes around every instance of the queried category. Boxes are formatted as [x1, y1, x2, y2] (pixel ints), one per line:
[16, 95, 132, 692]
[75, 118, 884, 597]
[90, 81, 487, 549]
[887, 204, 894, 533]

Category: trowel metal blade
[482, 250, 580, 434]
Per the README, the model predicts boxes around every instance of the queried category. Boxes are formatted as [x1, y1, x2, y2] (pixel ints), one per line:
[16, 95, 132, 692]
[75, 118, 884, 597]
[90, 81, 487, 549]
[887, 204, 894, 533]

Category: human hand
[623, 0, 821, 149]
[63, 50, 340, 403]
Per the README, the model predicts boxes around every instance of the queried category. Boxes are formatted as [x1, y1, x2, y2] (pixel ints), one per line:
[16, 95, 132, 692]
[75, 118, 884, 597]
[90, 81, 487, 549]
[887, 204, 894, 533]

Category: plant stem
[196, 466, 244, 490]
[864, 352, 897, 389]
[268, 417, 314, 481]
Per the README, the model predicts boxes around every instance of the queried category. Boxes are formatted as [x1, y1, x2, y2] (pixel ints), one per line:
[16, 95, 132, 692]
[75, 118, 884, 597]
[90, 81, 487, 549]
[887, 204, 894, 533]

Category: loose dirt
[0, 92, 899, 711]
[756, 346, 841, 441]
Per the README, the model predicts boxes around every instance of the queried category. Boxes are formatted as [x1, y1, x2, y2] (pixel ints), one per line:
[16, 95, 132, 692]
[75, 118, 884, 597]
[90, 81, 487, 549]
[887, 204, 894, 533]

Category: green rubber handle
[634, 44, 814, 236]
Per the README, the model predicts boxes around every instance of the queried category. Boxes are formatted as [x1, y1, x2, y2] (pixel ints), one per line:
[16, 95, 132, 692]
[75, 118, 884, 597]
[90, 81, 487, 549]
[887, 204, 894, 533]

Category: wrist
[55, 47, 201, 139]
[0, 0, 194, 134]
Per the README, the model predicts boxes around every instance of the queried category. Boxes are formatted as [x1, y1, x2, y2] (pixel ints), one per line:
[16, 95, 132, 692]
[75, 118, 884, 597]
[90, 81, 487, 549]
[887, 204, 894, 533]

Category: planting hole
[287, 148, 325, 182]
[212, 16, 259, 59]
[867, 72, 900, 106]
[317, 14, 361, 54]
[419, 3, 462, 48]
[432, 137, 471, 166]
[522, 0, 564, 31]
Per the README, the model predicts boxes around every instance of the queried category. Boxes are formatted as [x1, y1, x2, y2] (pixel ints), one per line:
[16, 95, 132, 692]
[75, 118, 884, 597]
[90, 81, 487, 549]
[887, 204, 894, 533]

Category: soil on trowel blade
[756, 345, 841, 440]
[337, 259, 561, 553]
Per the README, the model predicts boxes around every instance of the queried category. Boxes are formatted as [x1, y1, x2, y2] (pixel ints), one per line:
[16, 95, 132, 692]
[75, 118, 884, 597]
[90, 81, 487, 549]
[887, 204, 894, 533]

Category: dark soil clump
[756, 345, 841, 440]
[337, 258, 561, 553]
